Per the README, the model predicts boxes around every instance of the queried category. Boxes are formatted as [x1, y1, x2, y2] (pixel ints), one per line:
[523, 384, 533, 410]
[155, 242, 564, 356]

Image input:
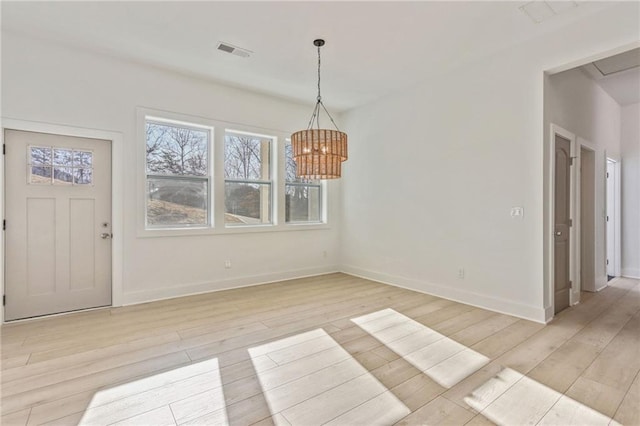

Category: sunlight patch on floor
[248, 329, 410, 426]
[79, 358, 228, 425]
[352, 308, 489, 388]
[465, 367, 621, 426]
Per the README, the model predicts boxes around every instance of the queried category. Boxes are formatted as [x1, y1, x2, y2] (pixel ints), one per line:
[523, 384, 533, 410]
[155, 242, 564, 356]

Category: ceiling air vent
[216, 42, 252, 58]
[520, 0, 578, 23]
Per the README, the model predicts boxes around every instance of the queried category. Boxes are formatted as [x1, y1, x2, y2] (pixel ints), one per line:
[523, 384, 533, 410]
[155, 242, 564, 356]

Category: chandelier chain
[303, 39, 341, 132]
[317, 44, 322, 102]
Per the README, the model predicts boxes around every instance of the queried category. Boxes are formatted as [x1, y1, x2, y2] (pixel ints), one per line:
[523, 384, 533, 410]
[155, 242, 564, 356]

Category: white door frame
[1, 118, 124, 322]
[547, 124, 578, 319]
[605, 154, 622, 278]
[575, 138, 597, 297]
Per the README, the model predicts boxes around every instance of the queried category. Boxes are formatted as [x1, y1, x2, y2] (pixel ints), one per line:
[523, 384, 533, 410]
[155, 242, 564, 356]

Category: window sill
[136, 222, 330, 238]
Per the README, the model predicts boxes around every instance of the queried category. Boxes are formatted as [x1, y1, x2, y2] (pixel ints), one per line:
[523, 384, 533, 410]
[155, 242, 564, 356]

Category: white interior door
[606, 160, 616, 277]
[4, 129, 112, 321]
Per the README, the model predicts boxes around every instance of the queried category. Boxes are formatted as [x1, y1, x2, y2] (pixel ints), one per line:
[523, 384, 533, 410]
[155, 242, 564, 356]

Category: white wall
[621, 103, 640, 278]
[545, 67, 622, 291]
[1, 32, 341, 307]
[340, 3, 639, 322]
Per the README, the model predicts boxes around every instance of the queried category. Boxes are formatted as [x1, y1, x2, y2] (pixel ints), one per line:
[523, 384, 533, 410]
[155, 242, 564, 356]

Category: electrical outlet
[510, 206, 524, 219]
[458, 268, 465, 279]
[224, 260, 232, 269]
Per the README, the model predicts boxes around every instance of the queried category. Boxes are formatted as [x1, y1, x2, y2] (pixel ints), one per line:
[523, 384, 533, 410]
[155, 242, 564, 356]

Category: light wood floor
[1, 273, 638, 425]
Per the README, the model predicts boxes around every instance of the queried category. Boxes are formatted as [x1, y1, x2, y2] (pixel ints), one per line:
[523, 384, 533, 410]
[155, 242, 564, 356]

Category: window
[139, 108, 328, 235]
[285, 140, 322, 223]
[224, 131, 273, 226]
[145, 118, 211, 228]
[29, 146, 93, 185]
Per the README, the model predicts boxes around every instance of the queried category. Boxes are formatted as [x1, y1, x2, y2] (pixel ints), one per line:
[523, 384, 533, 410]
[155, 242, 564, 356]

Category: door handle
[555, 231, 562, 236]
[100, 233, 113, 239]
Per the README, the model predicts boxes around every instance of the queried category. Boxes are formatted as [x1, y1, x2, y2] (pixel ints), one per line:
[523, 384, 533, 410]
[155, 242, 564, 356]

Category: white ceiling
[1, 1, 619, 112]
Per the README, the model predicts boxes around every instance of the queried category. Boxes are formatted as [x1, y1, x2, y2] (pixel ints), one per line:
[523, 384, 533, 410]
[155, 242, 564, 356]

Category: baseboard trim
[123, 265, 340, 306]
[621, 268, 640, 279]
[544, 306, 554, 323]
[340, 265, 546, 324]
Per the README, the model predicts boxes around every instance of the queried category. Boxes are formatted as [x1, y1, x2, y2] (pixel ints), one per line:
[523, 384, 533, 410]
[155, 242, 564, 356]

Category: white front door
[4, 130, 112, 321]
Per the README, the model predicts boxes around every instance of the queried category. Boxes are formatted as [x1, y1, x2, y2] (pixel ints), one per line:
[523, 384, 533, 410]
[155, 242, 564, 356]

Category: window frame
[224, 129, 275, 227]
[143, 116, 213, 230]
[136, 107, 330, 238]
[27, 145, 95, 186]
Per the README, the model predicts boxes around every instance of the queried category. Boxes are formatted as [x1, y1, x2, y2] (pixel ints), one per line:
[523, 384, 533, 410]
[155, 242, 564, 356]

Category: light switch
[511, 207, 524, 219]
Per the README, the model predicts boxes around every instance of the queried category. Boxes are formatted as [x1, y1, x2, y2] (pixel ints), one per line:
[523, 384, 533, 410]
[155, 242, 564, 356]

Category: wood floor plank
[39, 411, 84, 426]
[390, 373, 445, 411]
[2, 332, 182, 384]
[72, 369, 222, 425]
[2, 351, 191, 415]
[527, 340, 600, 393]
[256, 358, 366, 413]
[470, 319, 544, 359]
[478, 375, 562, 425]
[538, 395, 614, 426]
[281, 374, 388, 426]
[27, 390, 96, 425]
[324, 390, 410, 426]
[0, 407, 31, 426]
[395, 396, 474, 425]
[449, 314, 520, 347]
[432, 309, 496, 336]
[564, 376, 626, 418]
[464, 414, 496, 425]
[613, 370, 640, 425]
[0, 353, 30, 370]
[571, 297, 638, 350]
[581, 313, 640, 392]
[491, 324, 576, 374]
[370, 357, 423, 389]
[112, 405, 177, 426]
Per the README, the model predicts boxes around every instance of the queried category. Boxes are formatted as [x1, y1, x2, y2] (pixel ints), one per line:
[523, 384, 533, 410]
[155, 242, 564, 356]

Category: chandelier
[291, 39, 347, 179]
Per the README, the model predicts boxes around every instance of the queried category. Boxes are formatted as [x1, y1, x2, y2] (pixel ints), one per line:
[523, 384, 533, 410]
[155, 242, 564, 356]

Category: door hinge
[569, 280, 573, 289]
[570, 157, 574, 166]
[2, 144, 5, 155]
[2, 219, 5, 231]
[569, 218, 573, 227]
[607, 172, 609, 178]
[607, 259, 609, 265]
[2, 295, 5, 306]
[606, 216, 609, 222]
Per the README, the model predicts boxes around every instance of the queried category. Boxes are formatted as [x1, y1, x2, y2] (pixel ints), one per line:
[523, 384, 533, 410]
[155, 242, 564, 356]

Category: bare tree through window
[224, 132, 272, 225]
[146, 122, 208, 176]
[145, 120, 210, 228]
